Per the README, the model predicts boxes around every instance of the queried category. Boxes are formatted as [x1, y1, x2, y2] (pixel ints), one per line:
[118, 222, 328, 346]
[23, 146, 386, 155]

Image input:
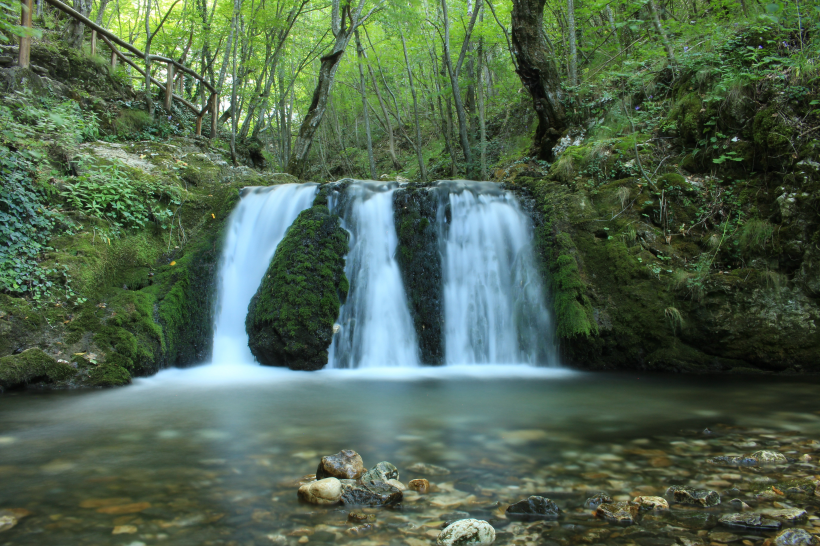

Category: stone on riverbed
[297, 477, 342, 505]
[505, 496, 561, 520]
[760, 508, 807, 522]
[665, 485, 721, 507]
[594, 502, 639, 524]
[361, 461, 398, 483]
[316, 450, 364, 480]
[0, 510, 17, 532]
[407, 462, 451, 476]
[584, 492, 612, 509]
[633, 496, 668, 511]
[408, 478, 429, 493]
[750, 450, 788, 465]
[340, 479, 402, 506]
[718, 512, 781, 531]
[774, 529, 817, 546]
[437, 519, 495, 545]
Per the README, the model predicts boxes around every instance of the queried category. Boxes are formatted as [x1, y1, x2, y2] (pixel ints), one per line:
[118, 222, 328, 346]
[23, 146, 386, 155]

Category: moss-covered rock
[246, 205, 349, 370]
[0, 348, 74, 391]
[393, 184, 444, 365]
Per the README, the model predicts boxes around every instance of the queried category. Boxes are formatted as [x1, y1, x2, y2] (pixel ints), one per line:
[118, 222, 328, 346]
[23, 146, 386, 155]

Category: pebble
[437, 519, 495, 545]
[761, 508, 808, 521]
[361, 461, 398, 483]
[408, 462, 451, 476]
[718, 512, 782, 531]
[750, 450, 788, 464]
[666, 486, 721, 507]
[0, 511, 17, 532]
[315, 450, 364, 480]
[409, 478, 430, 493]
[340, 479, 402, 506]
[112, 525, 138, 534]
[584, 491, 613, 509]
[633, 496, 669, 511]
[594, 502, 639, 524]
[774, 529, 817, 546]
[297, 477, 342, 505]
[505, 496, 562, 520]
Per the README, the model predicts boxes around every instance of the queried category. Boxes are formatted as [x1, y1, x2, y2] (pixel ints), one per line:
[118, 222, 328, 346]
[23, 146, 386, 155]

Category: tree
[510, 0, 567, 160]
[287, 0, 381, 178]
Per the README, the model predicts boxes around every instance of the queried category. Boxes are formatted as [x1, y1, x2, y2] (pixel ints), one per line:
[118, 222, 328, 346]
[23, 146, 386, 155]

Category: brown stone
[409, 478, 430, 494]
[96, 502, 152, 515]
[316, 450, 364, 480]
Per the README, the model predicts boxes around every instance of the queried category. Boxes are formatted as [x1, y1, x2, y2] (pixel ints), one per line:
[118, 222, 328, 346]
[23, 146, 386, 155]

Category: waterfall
[328, 182, 420, 368]
[211, 184, 317, 365]
[440, 181, 555, 365]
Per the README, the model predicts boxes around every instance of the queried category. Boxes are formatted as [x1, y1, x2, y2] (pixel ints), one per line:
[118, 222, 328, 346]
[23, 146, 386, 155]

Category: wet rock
[678, 537, 705, 546]
[760, 508, 807, 522]
[386, 479, 406, 491]
[665, 486, 721, 507]
[297, 478, 342, 505]
[707, 455, 759, 467]
[361, 461, 398, 482]
[708, 531, 741, 543]
[727, 498, 751, 510]
[717, 512, 781, 531]
[633, 496, 669, 511]
[437, 519, 496, 545]
[505, 496, 562, 520]
[409, 478, 430, 493]
[749, 450, 788, 464]
[347, 512, 374, 523]
[584, 492, 613, 509]
[345, 524, 373, 537]
[340, 479, 402, 506]
[774, 529, 817, 546]
[316, 450, 365, 480]
[112, 525, 138, 534]
[671, 511, 718, 530]
[594, 502, 639, 524]
[408, 462, 451, 476]
[0, 510, 17, 532]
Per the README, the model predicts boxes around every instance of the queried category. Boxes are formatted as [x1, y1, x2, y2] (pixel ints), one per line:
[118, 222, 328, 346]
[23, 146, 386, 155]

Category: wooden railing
[17, 0, 218, 138]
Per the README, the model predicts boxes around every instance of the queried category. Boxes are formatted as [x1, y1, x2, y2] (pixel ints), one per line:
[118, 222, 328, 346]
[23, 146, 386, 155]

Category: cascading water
[328, 182, 420, 368]
[211, 183, 317, 365]
[439, 181, 555, 365]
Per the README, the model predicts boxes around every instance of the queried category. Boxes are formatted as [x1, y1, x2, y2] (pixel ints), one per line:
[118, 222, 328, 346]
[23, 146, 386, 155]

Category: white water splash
[211, 183, 317, 366]
[328, 182, 419, 368]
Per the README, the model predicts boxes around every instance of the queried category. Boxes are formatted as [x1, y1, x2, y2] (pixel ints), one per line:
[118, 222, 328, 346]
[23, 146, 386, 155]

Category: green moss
[87, 361, 131, 387]
[673, 94, 703, 147]
[0, 348, 75, 390]
[113, 109, 153, 137]
[246, 205, 349, 370]
[752, 107, 793, 165]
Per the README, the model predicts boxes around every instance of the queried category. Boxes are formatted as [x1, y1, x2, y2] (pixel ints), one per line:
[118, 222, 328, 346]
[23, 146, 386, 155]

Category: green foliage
[739, 218, 775, 252]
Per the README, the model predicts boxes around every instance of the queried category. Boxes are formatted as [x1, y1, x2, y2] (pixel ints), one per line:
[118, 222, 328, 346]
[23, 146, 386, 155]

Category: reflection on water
[1, 368, 819, 545]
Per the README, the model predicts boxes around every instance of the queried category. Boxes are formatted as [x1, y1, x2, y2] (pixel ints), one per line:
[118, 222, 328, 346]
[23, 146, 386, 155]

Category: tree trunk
[440, 0, 472, 171]
[64, 0, 91, 49]
[287, 0, 374, 178]
[229, 10, 240, 166]
[648, 0, 676, 64]
[401, 30, 427, 181]
[567, 0, 578, 85]
[364, 29, 400, 171]
[355, 31, 376, 179]
[144, 0, 153, 116]
[510, 0, 567, 160]
[477, 39, 487, 180]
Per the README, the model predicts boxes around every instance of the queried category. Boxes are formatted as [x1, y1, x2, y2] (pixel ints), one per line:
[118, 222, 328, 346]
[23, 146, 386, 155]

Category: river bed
[1, 366, 819, 545]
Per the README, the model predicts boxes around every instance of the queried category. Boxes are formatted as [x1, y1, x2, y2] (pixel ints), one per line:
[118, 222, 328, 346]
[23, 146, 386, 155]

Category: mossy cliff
[508, 53, 820, 373]
[393, 184, 444, 365]
[245, 204, 349, 371]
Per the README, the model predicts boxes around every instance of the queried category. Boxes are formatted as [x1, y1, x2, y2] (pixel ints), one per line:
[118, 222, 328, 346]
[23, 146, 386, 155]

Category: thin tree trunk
[229, 8, 239, 165]
[144, 0, 152, 116]
[355, 30, 376, 179]
[440, 0, 472, 171]
[567, 0, 578, 85]
[648, 0, 675, 64]
[363, 28, 400, 170]
[477, 39, 487, 180]
[401, 30, 427, 181]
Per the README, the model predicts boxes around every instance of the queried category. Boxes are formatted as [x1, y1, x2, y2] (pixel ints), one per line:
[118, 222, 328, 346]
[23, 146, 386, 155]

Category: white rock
[774, 528, 816, 546]
[386, 479, 406, 491]
[297, 477, 342, 505]
[437, 519, 495, 546]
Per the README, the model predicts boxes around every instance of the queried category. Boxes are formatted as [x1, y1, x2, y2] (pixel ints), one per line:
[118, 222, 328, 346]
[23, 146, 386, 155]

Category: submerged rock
[774, 529, 817, 546]
[0, 510, 17, 532]
[340, 479, 402, 506]
[594, 501, 639, 524]
[361, 461, 398, 483]
[297, 478, 342, 505]
[407, 462, 451, 476]
[633, 496, 668, 511]
[584, 492, 613, 509]
[245, 205, 349, 371]
[749, 450, 788, 465]
[760, 508, 807, 522]
[665, 486, 721, 507]
[316, 450, 364, 480]
[718, 512, 781, 531]
[505, 496, 562, 520]
[437, 519, 495, 546]
[707, 455, 759, 467]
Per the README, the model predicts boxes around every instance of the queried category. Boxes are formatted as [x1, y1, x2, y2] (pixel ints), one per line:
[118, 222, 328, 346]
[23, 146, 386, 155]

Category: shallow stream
[1, 367, 819, 545]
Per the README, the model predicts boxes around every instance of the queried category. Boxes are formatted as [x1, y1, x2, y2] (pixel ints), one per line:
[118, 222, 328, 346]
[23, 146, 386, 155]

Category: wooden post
[110, 49, 117, 68]
[18, 0, 33, 68]
[164, 62, 174, 111]
[90, 29, 97, 55]
[210, 93, 218, 139]
[196, 115, 203, 137]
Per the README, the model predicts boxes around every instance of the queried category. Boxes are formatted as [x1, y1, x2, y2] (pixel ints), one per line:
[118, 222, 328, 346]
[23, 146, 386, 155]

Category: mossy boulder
[246, 205, 349, 371]
[393, 184, 444, 365]
[0, 348, 75, 391]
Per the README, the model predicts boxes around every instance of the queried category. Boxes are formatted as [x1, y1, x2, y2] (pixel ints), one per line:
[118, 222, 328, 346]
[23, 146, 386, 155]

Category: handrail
[18, 0, 218, 138]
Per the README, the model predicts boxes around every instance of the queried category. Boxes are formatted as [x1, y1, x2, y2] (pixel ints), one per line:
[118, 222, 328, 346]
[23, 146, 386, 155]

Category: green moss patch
[0, 348, 75, 390]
